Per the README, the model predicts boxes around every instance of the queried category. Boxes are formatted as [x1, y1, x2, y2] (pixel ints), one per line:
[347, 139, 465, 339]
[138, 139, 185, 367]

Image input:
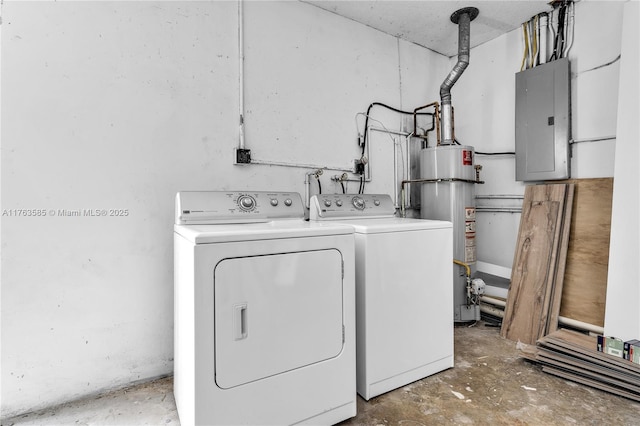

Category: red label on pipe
[462, 150, 473, 165]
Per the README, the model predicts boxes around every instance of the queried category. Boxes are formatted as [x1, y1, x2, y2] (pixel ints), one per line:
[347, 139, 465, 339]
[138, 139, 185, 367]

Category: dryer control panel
[176, 191, 304, 224]
[310, 194, 395, 220]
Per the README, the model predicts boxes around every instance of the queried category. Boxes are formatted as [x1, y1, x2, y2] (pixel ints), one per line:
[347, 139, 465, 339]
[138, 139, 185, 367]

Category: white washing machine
[174, 191, 356, 425]
[310, 194, 453, 400]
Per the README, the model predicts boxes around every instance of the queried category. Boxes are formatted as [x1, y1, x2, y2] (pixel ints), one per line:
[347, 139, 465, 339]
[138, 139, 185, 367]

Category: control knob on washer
[238, 195, 256, 211]
[324, 199, 332, 207]
[284, 198, 293, 206]
[352, 196, 365, 210]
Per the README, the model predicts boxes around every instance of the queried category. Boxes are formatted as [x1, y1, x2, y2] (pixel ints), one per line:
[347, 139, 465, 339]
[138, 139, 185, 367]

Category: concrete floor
[3, 321, 640, 425]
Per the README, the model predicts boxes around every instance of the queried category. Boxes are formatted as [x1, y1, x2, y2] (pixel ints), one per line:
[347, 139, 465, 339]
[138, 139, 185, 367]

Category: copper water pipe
[413, 101, 440, 146]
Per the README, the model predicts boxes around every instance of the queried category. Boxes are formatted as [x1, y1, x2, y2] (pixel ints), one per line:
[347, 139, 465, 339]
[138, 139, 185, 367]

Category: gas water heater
[419, 7, 483, 323]
[420, 145, 481, 322]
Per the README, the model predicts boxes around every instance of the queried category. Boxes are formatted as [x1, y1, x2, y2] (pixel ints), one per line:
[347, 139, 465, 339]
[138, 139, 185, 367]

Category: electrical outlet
[354, 159, 365, 175]
[235, 148, 251, 164]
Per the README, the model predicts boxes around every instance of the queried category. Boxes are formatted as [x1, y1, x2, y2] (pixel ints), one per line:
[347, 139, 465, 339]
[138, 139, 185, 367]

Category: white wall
[605, 0, 640, 341]
[1, 2, 238, 417]
[452, 1, 626, 272]
[0, 1, 448, 418]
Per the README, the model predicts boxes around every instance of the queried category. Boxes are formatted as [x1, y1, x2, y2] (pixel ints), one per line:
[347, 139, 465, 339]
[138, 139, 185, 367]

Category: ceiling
[303, 1, 553, 57]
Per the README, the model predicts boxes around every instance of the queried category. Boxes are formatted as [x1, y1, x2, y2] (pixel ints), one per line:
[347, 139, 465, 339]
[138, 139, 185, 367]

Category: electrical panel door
[515, 58, 571, 181]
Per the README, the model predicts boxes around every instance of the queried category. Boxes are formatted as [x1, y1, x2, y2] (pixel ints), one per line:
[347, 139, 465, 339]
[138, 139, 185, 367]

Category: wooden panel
[529, 328, 640, 402]
[501, 184, 570, 344]
[557, 178, 613, 327]
[546, 184, 575, 334]
[543, 329, 640, 374]
[542, 366, 640, 402]
[538, 351, 640, 388]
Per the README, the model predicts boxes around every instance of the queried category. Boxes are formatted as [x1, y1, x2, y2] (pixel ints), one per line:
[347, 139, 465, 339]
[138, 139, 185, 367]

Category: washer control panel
[176, 191, 303, 224]
[309, 194, 395, 220]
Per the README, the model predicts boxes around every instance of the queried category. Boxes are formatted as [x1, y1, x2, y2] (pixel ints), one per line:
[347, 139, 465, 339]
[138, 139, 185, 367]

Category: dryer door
[214, 249, 344, 389]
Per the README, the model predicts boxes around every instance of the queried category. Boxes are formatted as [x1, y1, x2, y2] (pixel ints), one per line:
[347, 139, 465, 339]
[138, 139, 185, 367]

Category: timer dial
[237, 195, 256, 211]
[352, 196, 366, 210]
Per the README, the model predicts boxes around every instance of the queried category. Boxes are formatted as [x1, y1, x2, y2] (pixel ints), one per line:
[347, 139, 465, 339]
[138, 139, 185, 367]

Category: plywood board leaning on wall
[557, 178, 613, 327]
[545, 183, 575, 335]
[501, 183, 574, 345]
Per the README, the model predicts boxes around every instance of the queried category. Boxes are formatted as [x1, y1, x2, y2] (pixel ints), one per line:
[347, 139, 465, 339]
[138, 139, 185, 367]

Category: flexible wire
[455, 139, 515, 155]
[358, 103, 434, 156]
[520, 23, 529, 71]
[476, 151, 515, 156]
[558, 3, 566, 57]
[552, 1, 568, 60]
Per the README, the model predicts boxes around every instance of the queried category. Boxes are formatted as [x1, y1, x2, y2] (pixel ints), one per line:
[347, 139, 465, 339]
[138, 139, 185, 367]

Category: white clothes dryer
[310, 194, 453, 400]
[174, 191, 356, 425]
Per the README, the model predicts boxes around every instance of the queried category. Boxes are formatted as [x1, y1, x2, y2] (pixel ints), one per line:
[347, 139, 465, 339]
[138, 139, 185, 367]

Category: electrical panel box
[515, 58, 571, 181]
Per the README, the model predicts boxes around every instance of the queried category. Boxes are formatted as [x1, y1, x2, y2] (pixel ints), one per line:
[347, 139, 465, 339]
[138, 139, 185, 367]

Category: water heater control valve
[471, 278, 486, 296]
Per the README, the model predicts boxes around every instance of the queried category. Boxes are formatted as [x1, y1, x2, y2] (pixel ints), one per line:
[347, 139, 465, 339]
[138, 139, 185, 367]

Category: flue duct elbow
[440, 7, 479, 145]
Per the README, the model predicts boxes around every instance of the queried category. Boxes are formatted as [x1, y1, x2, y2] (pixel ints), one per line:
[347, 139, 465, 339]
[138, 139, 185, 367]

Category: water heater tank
[420, 145, 479, 322]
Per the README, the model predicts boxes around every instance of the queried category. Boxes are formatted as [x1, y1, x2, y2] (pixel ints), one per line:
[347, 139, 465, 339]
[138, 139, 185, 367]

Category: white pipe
[238, 0, 245, 149]
[479, 298, 605, 335]
[368, 127, 411, 137]
[558, 316, 604, 335]
[250, 158, 352, 172]
[405, 135, 411, 208]
[480, 304, 504, 318]
[475, 207, 522, 213]
[475, 195, 524, 200]
[533, 16, 540, 67]
[570, 135, 616, 144]
[304, 173, 312, 209]
[539, 13, 547, 64]
[563, 2, 575, 57]
[393, 137, 398, 205]
[547, 10, 555, 60]
[530, 18, 536, 68]
[480, 295, 506, 307]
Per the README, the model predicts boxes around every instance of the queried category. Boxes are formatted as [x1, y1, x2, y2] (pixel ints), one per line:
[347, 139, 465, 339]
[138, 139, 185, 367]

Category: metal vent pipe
[440, 7, 479, 145]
